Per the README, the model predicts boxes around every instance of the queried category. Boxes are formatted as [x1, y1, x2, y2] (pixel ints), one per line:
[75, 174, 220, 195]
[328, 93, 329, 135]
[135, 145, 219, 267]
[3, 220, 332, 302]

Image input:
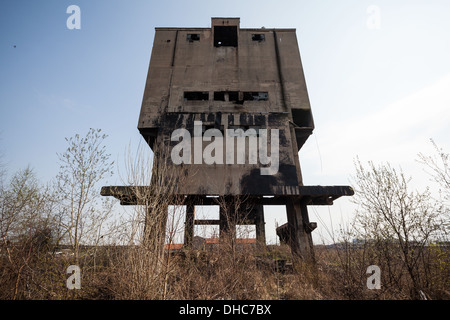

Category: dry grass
[2, 139, 449, 300]
[1, 236, 449, 300]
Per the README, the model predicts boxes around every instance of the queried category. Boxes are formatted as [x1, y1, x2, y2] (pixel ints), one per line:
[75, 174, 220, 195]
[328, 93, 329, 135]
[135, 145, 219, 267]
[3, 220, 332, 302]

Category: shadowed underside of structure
[101, 185, 354, 207]
[101, 185, 354, 262]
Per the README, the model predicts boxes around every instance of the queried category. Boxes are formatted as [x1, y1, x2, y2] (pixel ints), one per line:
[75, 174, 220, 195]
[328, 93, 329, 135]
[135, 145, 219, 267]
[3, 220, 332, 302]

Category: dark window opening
[252, 34, 265, 42]
[291, 109, 314, 128]
[212, 91, 267, 103]
[214, 92, 226, 101]
[243, 92, 268, 101]
[214, 26, 238, 47]
[228, 91, 240, 102]
[213, 91, 241, 102]
[184, 92, 209, 101]
[187, 34, 200, 42]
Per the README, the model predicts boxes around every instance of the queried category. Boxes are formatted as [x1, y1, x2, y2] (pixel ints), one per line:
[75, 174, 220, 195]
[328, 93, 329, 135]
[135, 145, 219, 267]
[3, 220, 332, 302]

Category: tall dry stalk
[111, 142, 188, 299]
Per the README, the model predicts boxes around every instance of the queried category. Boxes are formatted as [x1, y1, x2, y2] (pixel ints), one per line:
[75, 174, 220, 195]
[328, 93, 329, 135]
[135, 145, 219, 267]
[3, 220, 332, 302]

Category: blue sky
[1, 0, 450, 243]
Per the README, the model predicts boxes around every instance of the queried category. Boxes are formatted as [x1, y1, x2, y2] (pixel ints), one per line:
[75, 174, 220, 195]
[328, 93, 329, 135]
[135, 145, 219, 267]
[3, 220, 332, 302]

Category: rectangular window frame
[214, 26, 238, 47]
[251, 34, 265, 42]
[187, 33, 200, 42]
[184, 91, 209, 101]
[243, 92, 268, 101]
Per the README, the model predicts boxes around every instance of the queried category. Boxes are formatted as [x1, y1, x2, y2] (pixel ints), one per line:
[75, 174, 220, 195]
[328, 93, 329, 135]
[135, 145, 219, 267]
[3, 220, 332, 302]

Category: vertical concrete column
[254, 205, 266, 245]
[184, 203, 195, 247]
[219, 203, 230, 239]
[285, 198, 315, 263]
[219, 197, 236, 239]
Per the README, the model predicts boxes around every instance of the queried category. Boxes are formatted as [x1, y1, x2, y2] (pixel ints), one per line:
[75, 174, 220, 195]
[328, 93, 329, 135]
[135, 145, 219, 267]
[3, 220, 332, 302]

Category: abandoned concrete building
[101, 18, 353, 262]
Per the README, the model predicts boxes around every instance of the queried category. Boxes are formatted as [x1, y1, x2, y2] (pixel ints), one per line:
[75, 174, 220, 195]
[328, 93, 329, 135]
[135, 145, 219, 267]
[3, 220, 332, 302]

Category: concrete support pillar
[184, 203, 195, 247]
[219, 197, 237, 239]
[219, 204, 231, 239]
[285, 198, 315, 263]
[254, 205, 266, 245]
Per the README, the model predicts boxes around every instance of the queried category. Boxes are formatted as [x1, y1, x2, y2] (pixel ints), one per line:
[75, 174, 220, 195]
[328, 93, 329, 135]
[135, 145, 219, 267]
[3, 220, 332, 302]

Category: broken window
[187, 34, 200, 42]
[184, 91, 209, 101]
[252, 34, 265, 42]
[213, 91, 240, 102]
[212, 91, 267, 103]
[243, 92, 268, 101]
[214, 92, 226, 101]
[214, 26, 238, 47]
[228, 91, 240, 102]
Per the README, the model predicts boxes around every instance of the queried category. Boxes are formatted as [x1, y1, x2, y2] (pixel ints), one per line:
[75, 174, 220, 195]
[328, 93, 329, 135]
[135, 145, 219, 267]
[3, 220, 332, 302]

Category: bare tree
[418, 139, 450, 236]
[351, 158, 446, 298]
[55, 128, 114, 263]
[0, 167, 57, 299]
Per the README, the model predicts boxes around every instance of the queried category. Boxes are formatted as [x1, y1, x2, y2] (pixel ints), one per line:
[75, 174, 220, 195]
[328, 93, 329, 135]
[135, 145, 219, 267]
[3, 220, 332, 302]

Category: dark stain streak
[241, 168, 277, 194]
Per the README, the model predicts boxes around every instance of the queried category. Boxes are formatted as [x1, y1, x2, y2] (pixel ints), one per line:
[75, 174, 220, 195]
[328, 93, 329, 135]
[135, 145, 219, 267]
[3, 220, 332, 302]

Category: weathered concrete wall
[138, 18, 314, 196]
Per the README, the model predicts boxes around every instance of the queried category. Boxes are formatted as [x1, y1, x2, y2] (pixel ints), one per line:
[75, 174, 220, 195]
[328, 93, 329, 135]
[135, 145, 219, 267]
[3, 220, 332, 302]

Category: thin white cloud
[302, 73, 450, 181]
[35, 90, 77, 111]
[301, 74, 450, 244]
